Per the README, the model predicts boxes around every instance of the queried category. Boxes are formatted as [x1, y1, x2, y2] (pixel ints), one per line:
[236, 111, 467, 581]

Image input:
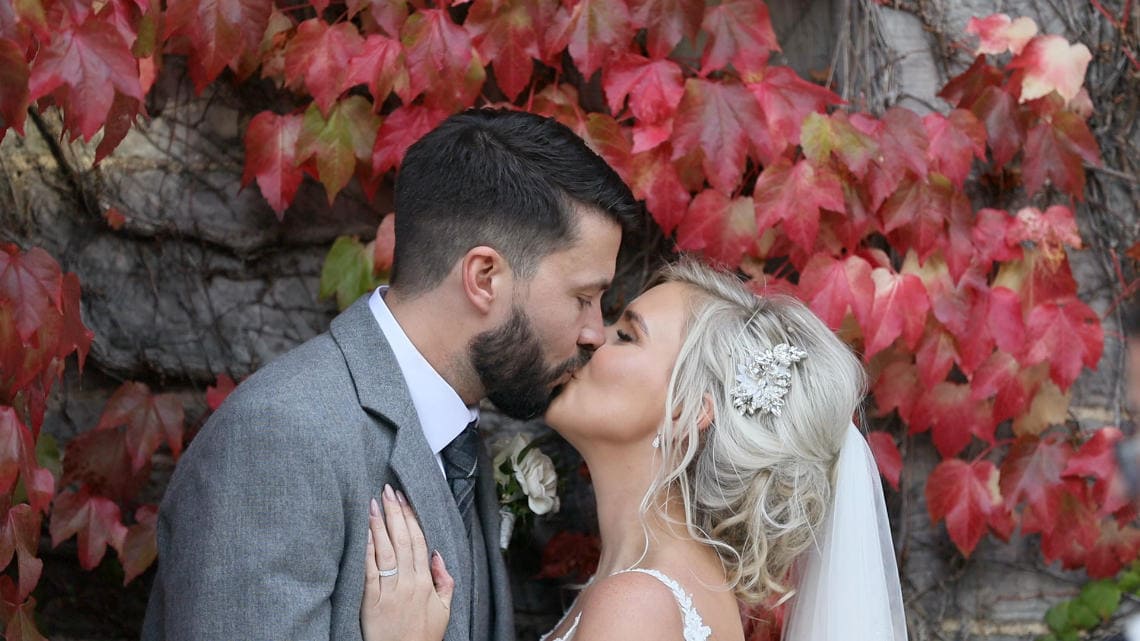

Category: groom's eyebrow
[624, 309, 649, 337]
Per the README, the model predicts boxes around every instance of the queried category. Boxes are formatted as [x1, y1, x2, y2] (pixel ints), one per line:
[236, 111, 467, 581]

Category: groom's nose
[577, 305, 605, 350]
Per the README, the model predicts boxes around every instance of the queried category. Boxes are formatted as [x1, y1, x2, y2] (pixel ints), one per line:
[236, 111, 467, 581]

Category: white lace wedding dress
[540, 568, 712, 641]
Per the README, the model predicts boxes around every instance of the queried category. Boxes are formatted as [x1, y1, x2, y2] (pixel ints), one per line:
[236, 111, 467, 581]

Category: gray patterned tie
[441, 420, 479, 534]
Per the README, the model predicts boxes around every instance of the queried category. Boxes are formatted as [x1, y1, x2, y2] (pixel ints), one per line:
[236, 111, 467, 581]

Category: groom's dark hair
[389, 108, 640, 294]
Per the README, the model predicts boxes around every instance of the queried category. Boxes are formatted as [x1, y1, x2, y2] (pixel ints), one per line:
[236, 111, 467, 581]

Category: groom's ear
[460, 246, 510, 315]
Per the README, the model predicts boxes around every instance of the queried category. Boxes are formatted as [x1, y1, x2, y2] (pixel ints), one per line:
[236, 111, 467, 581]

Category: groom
[142, 109, 640, 641]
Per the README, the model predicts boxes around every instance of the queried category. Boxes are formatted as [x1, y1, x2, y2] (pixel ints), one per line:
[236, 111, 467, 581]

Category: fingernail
[368, 529, 373, 544]
[433, 550, 443, 564]
[396, 490, 407, 505]
[370, 498, 380, 517]
[383, 484, 396, 502]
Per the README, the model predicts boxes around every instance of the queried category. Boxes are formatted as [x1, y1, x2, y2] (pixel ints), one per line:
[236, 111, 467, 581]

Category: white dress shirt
[369, 288, 479, 476]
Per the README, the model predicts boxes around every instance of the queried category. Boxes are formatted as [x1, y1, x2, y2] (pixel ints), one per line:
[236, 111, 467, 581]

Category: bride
[360, 260, 907, 641]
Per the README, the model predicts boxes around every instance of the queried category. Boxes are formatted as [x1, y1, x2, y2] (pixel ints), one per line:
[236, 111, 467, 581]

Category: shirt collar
[369, 288, 479, 455]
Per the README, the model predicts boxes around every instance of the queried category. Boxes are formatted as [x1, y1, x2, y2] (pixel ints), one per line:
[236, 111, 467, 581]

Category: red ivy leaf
[923, 109, 986, 188]
[465, 0, 541, 101]
[866, 431, 902, 491]
[926, 458, 1002, 557]
[1083, 520, 1140, 578]
[402, 8, 482, 108]
[95, 381, 184, 472]
[628, 0, 703, 59]
[1008, 34, 1091, 103]
[970, 86, 1024, 169]
[699, 0, 778, 75]
[164, 0, 271, 91]
[1024, 479, 1099, 565]
[798, 254, 874, 330]
[0, 39, 30, 138]
[625, 144, 691, 235]
[372, 213, 396, 274]
[939, 56, 1004, 109]
[284, 20, 364, 118]
[1010, 205, 1081, 253]
[1022, 109, 1100, 198]
[971, 208, 1022, 265]
[671, 78, 765, 195]
[50, 487, 127, 570]
[1064, 427, 1129, 516]
[800, 111, 878, 178]
[0, 245, 62, 343]
[119, 504, 157, 584]
[1000, 436, 1071, 526]
[205, 373, 236, 411]
[0, 408, 35, 497]
[911, 381, 994, 458]
[864, 268, 929, 359]
[674, 191, 756, 268]
[61, 428, 148, 503]
[872, 358, 921, 423]
[0, 502, 43, 601]
[602, 54, 684, 153]
[546, 0, 632, 79]
[752, 158, 844, 252]
[345, 34, 410, 106]
[536, 531, 599, 583]
[1020, 296, 1103, 390]
[372, 104, 449, 177]
[1, 591, 48, 641]
[966, 14, 1037, 56]
[242, 111, 303, 219]
[746, 65, 842, 150]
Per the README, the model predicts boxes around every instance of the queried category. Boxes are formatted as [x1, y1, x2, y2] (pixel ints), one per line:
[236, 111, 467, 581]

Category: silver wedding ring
[378, 567, 398, 577]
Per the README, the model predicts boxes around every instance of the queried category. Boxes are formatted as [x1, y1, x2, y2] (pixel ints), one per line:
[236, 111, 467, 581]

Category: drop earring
[651, 433, 661, 448]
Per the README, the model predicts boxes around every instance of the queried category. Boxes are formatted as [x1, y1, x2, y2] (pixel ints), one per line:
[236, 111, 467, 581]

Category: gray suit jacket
[142, 296, 515, 641]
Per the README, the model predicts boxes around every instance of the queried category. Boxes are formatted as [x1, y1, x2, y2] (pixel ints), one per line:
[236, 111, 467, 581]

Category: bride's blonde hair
[642, 259, 865, 606]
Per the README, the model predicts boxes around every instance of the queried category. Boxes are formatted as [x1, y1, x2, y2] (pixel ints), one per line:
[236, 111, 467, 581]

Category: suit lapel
[476, 444, 516, 640]
[330, 296, 473, 641]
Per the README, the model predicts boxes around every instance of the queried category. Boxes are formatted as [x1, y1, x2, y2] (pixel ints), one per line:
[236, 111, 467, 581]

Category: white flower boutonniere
[491, 433, 560, 549]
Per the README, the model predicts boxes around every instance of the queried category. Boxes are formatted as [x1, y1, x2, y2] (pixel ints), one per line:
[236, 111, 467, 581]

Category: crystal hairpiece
[731, 342, 807, 417]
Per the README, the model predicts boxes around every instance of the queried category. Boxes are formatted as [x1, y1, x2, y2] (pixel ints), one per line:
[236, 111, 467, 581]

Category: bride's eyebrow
[623, 309, 650, 337]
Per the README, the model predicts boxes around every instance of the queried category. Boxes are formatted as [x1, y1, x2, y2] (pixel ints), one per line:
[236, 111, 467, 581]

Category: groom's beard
[469, 306, 590, 420]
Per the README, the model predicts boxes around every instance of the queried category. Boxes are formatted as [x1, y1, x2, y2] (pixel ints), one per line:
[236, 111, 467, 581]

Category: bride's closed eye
[615, 329, 634, 343]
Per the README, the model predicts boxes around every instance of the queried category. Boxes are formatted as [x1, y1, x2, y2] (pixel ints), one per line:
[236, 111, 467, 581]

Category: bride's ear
[696, 394, 715, 432]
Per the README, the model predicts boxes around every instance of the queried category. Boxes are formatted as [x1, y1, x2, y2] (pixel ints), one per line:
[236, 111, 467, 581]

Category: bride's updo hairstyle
[644, 259, 865, 606]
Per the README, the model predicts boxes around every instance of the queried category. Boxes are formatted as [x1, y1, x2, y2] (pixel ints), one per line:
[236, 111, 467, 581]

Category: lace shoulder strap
[615, 568, 712, 641]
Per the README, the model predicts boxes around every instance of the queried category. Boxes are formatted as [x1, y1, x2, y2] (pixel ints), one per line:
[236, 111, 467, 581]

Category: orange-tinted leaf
[866, 431, 902, 491]
[284, 20, 363, 117]
[298, 96, 381, 203]
[164, 0, 271, 91]
[752, 158, 844, 252]
[926, 458, 1002, 557]
[799, 111, 877, 177]
[205, 373, 236, 411]
[1011, 373, 1070, 437]
[372, 213, 396, 274]
[628, 0, 703, 59]
[345, 34, 410, 106]
[797, 254, 874, 330]
[1000, 436, 1071, 526]
[0, 502, 42, 600]
[546, 0, 631, 78]
[49, 486, 127, 570]
[242, 111, 303, 218]
[372, 104, 448, 176]
[671, 78, 765, 194]
[119, 504, 156, 584]
[1008, 34, 1091, 103]
[699, 0, 778, 75]
[675, 191, 756, 267]
[0, 39, 29, 138]
[95, 381, 184, 472]
[966, 14, 1037, 56]
[1, 592, 47, 641]
[864, 268, 929, 359]
[1021, 296, 1103, 390]
[465, 0, 540, 101]
[1022, 109, 1100, 198]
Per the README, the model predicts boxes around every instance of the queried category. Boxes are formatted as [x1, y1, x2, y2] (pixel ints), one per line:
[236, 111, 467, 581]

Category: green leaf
[1066, 601, 1099, 630]
[35, 433, 61, 479]
[1077, 580, 1121, 621]
[297, 96, 381, 203]
[1044, 600, 1071, 633]
[319, 236, 378, 310]
[1119, 569, 1140, 593]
